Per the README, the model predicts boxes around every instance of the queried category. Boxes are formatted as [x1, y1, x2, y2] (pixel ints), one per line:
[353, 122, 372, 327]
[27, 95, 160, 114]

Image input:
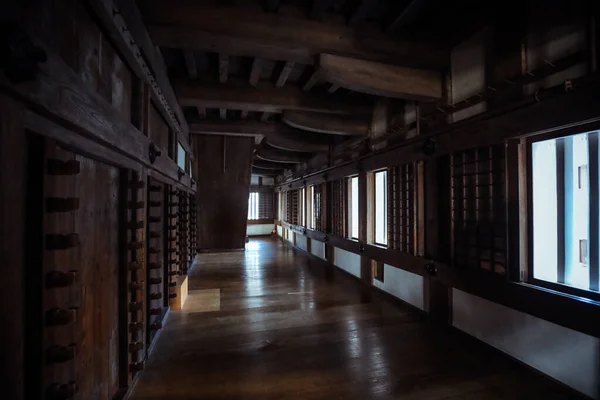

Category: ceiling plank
[219, 54, 229, 83]
[309, 0, 332, 20]
[139, 0, 448, 68]
[183, 50, 197, 79]
[189, 120, 330, 152]
[276, 61, 295, 88]
[256, 147, 309, 163]
[174, 78, 372, 115]
[249, 58, 264, 87]
[348, 0, 379, 25]
[282, 110, 369, 136]
[387, 0, 429, 33]
[319, 53, 442, 101]
[302, 70, 321, 91]
[264, 0, 280, 13]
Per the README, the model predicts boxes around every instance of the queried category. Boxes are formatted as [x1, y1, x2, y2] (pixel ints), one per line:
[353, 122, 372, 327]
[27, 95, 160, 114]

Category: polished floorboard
[130, 238, 578, 400]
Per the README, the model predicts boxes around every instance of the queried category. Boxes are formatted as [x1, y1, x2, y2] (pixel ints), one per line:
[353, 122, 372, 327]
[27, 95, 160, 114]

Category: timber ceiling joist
[174, 79, 372, 115]
[134, 0, 495, 175]
[137, 0, 448, 68]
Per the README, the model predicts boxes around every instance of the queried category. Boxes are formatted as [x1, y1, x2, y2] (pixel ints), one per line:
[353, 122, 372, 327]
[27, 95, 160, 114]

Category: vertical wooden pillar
[358, 171, 371, 282]
[423, 157, 452, 325]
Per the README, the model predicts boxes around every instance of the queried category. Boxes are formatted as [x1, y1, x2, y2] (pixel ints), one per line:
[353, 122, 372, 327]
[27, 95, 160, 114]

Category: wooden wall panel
[0, 95, 27, 400]
[195, 136, 253, 251]
[27, 0, 133, 122]
[43, 143, 121, 400]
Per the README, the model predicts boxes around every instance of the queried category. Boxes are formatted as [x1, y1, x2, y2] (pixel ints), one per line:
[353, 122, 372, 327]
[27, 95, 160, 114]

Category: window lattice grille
[451, 144, 506, 274]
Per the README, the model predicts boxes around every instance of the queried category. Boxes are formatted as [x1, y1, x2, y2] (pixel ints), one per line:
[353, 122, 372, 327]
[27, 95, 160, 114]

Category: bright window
[374, 170, 387, 245]
[307, 186, 315, 229]
[299, 188, 306, 226]
[349, 176, 359, 239]
[177, 142, 186, 170]
[248, 192, 259, 220]
[532, 131, 599, 294]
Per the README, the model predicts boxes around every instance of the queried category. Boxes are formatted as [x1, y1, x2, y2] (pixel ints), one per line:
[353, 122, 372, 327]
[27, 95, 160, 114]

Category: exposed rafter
[139, 0, 448, 68]
[302, 70, 321, 91]
[276, 61, 295, 88]
[174, 78, 372, 115]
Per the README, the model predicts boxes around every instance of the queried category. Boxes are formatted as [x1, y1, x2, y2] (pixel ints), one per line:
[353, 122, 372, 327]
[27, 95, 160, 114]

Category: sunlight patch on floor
[182, 289, 220, 313]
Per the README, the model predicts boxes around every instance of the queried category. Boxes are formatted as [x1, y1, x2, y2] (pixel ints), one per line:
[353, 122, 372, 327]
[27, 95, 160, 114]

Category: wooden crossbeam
[319, 53, 442, 101]
[138, 0, 447, 68]
[174, 78, 372, 115]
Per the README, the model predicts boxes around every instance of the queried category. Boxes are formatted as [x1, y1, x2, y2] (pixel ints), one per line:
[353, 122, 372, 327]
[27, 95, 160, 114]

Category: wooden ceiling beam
[188, 120, 330, 152]
[139, 0, 448, 68]
[276, 61, 295, 88]
[319, 53, 442, 101]
[174, 78, 372, 115]
[183, 50, 197, 79]
[282, 110, 369, 136]
[252, 166, 282, 176]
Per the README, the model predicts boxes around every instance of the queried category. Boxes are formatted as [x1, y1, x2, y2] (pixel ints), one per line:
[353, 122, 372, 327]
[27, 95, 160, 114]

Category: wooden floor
[130, 238, 578, 400]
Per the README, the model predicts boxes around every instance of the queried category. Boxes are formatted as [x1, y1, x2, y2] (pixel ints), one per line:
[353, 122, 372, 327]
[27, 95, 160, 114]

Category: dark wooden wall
[194, 135, 254, 251]
[0, 1, 196, 399]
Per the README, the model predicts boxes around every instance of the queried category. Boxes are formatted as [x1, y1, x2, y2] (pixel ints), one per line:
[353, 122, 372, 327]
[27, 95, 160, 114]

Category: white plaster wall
[296, 234, 308, 251]
[373, 265, 425, 310]
[285, 228, 293, 243]
[246, 224, 273, 236]
[452, 289, 600, 399]
[310, 240, 326, 260]
[276, 225, 282, 237]
[333, 247, 361, 278]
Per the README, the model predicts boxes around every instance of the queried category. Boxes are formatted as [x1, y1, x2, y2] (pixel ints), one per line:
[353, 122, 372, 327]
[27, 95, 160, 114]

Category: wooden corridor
[130, 238, 577, 400]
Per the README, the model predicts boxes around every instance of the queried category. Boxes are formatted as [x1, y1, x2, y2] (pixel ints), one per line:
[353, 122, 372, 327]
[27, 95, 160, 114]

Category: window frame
[372, 169, 388, 247]
[525, 127, 600, 301]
